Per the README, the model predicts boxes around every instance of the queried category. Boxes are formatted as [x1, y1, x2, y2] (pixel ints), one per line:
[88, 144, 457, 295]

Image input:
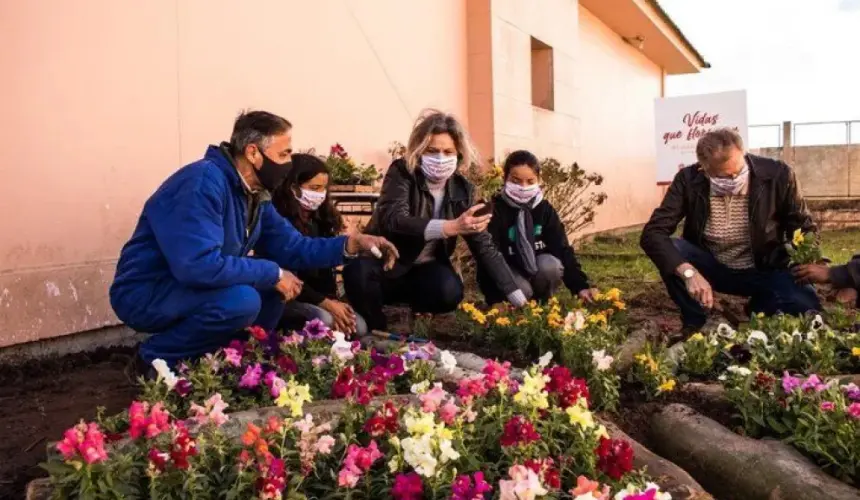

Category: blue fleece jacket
[110, 145, 347, 324]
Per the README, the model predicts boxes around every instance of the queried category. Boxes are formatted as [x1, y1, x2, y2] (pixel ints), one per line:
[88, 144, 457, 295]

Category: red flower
[148, 448, 170, 472]
[500, 416, 541, 447]
[363, 401, 400, 437]
[754, 372, 776, 391]
[525, 458, 561, 490]
[169, 423, 198, 470]
[276, 355, 298, 375]
[595, 437, 634, 480]
[248, 326, 268, 341]
[392, 472, 424, 500]
[543, 367, 590, 408]
[174, 378, 193, 397]
[332, 367, 356, 399]
[256, 457, 287, 498]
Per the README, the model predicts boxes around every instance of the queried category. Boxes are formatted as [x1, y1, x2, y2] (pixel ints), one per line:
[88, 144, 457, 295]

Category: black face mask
[256, 150, 292, 192]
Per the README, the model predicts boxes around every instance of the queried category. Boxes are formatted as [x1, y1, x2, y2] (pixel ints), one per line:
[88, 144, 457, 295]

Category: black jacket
[641, 154, 816, 276]
[366, 159, 518, 295]
[290, 218, 338, 305]
[487, 194, 590, 292]
[831, 255, 860, 292]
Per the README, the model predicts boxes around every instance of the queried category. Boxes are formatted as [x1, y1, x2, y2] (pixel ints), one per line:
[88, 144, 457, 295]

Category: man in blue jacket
[111, 111, 397, 367]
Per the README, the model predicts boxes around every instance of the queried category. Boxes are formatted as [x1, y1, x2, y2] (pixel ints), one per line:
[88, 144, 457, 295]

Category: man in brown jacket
[641, 129, 821, 335]
[794, 256, 860, 308]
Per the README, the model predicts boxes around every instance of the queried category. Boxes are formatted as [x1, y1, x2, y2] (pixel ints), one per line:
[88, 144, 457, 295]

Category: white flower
[538, 351, 554, 369]
[411, 381, 430, 395]
[805, 330, 818, 342]
[746, 331, 769, 346]
[791, 329, 803, 340]
[151, 359, 178, 389]
[727, 365, 752, 377]
[437, 438, 460, 463]
[330, 332, 354, 361]
[439, 350, 458, 374]
[564, 310, 587, 332]
[401, 435, 438, 478]
[591, 350, 614, 372]
[716, 323, 737, 339]
[645, 483, 672, 500]
[811, 314, 824, 330]
[718, 374, 727, 381]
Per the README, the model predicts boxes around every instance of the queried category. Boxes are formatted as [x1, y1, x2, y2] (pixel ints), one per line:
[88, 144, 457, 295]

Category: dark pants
[343, 258, 464, 331]
[662, 238, 821, 328]
[478, 254, 563, 305]
[126, 284, 285, 366]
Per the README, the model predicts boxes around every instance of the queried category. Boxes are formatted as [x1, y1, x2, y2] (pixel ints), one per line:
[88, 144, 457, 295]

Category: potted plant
[325, 143, 380, 192]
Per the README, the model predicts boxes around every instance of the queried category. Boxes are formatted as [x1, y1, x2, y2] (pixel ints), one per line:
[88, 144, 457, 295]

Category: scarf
[500, 191, 544, 277]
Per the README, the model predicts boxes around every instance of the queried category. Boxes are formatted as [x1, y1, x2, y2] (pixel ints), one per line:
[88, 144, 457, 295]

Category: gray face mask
[708, 163, 749, 196]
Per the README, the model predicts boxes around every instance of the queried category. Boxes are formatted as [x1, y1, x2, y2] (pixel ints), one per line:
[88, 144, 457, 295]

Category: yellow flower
[275, 380, 312, 417]
[588, 313, 608, 326]
[516, 318, 528, 326]
[565, 399, 595, 430]
[792, 229, 804, 246]
[495, 317, 512, 327]
[636, 354, 659, 374]
[852, 347, 860, 357]
[724, 343, 734, 350]
[513, 372, 550, 411]
[604, 288, 622, 302]
[593, 424, 609, 440]
[471, 311, 487, 325]
[613, 301, 626, 311]
[657, 379, 677, 393]
[404, 411, 437, 436]
[530, 307, 544, 317]
[546, 312, 564, 329]
[634, 354, 648, 363]
[486, 308, 500, 317]
[689, 333, 705, 342]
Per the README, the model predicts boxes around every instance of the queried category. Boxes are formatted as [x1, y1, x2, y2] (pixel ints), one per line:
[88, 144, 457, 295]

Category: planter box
[330, 184, 375, 193]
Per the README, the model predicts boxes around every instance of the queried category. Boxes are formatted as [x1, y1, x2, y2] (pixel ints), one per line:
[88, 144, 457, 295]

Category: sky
[660, 0, 860, 145]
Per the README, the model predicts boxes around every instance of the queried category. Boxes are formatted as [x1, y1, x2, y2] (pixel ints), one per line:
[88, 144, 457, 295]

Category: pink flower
[223, 348, 242, 367]
[56, 421, 109, 464]
[457, 376, 489, 404]
[239, 363, 263, 389]
[439, 400, 460, 425]
[128, 401, 171, 440]
[264, 371, 287, 398]
[316, 435, 335, 454]
[800, 374, 828, 393]
[499, 465, 547, 500]
[820, 401, 836, 412]
[624, 489, 658, 500]
[338, 463, 362, 488]
[571, 475, 610, 499]
[842, 383, 860, 402]
[392, 472, 424, 500]
[781, 371, 802, 393]
[338, 441, 383, 488]
[483, 359, 512, 388]
[283, 333, 305, 346]
[451, 471, 492, 500]
[312, 355, 330, 368]
[188, 393, 230, 427]
[462, 406, 478, 423]
[848, 402, 860, 420]
[420, 383, 447, 413]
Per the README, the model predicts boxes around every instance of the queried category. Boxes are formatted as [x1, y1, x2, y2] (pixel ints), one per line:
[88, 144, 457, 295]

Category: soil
[0, 347, 140, 499]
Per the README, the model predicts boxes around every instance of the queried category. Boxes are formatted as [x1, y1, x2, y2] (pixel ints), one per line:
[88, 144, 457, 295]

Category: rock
[680, 382, 730, 408]
[831, 374, 860, 387]
[650, 404, 860, 500]
[600, 419, 713, 500]
[614, 321, 655, 374]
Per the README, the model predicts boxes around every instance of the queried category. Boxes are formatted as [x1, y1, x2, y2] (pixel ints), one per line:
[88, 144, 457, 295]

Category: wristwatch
[682, 268, 696, 280]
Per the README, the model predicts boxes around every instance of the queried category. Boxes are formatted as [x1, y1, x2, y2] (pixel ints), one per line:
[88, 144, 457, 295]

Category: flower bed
[38, 320, 675, 500]
[631, 312, 860, 486]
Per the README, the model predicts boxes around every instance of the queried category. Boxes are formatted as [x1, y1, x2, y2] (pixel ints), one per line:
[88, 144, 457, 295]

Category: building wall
[576, 6, 663, 233]
[753, 146, 860, 199]
[0, 0, 470, 347]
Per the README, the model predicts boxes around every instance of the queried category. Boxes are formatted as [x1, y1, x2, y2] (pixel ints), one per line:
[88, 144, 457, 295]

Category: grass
[575, 228, 860, 297]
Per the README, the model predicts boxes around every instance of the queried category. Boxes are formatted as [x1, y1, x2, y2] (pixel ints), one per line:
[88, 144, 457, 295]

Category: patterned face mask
[420, 154, 458, 182]
[295, 188, 327, 210]
[708, 162, 749, 196]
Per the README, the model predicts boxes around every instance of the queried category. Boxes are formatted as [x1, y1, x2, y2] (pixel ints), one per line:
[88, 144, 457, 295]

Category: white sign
[654, 90, 748, 184]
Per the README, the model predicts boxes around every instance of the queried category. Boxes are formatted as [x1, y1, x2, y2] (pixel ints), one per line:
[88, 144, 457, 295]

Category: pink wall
[0, 0, 469, 347]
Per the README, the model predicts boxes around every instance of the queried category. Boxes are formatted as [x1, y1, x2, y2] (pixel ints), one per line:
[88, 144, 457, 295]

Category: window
[530, 36, 554, 111]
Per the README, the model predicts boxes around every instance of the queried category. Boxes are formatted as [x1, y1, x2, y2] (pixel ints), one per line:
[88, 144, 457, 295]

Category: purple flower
[842, 383, 860, 402]
[264, 371, 287, 398]
[451, 471, 493, 500]
[174, 378, 193, 397]
[820, 401, 836, 412]
[302, 318, 331, 340]
[782, 372, 802, 394]
[239, 363, 263, 389]
[228, 340, 247, 355]
[176, 362, 190, 374]
[371, 351, 405, 378]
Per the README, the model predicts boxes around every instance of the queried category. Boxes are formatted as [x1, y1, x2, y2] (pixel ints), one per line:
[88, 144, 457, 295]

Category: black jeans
[343, 258, 464, 331]
[662, 238, 821, 328]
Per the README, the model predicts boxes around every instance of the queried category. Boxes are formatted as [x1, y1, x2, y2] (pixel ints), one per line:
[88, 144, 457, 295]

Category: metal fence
[749, 120, 860, 149]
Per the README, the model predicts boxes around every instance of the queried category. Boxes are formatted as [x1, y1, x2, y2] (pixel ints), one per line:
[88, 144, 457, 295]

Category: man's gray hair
[696, 128, 744, 168]
[229, 110, 292, 156]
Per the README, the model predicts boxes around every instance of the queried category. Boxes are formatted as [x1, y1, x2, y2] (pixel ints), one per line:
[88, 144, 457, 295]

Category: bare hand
[275, 270, 303, 301]
[346, 233, 400, 271]
[443, 204, 492, 236]
[835, 288, 858, 307]
[792, 264, 831, 285]
[680, 267, 713, 309]
[578, 288, 600, 304]
[321, 299, 357, 334]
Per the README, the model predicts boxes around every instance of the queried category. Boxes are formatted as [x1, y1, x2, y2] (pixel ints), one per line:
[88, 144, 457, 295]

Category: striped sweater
[703, 194, 755, 270]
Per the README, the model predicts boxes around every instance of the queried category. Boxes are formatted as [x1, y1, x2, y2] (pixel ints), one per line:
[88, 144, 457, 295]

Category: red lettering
[683, 111, 720, 128]
[663, 130, 683, 145]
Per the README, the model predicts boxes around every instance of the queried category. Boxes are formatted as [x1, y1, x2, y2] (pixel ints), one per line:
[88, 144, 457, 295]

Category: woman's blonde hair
[404, 109, 481, 172]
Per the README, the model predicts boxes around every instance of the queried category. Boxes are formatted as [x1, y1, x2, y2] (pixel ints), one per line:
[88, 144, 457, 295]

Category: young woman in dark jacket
[343, 110, 526, 330]
[272, 153, 368, 335]
[478, 150, 597, 305]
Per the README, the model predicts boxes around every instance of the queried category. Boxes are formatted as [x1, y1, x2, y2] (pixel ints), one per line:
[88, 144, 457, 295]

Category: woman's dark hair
[502, 150, 540, 179]
[272, 153, 344, 236]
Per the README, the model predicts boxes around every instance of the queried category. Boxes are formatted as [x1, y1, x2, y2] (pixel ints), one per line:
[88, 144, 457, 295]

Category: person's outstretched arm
[830, 254, 860, 291]
[255, 203, 347, 271]
[147, 176, 280, 289]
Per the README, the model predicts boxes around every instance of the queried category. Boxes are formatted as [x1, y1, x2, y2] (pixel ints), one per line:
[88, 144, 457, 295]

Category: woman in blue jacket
[110, 111, 395, 368]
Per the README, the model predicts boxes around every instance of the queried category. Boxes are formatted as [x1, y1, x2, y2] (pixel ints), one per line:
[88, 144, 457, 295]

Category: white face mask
[295, 188, 327, 211]
[420, 154, 458, 182]
[504, 182, 541, 204]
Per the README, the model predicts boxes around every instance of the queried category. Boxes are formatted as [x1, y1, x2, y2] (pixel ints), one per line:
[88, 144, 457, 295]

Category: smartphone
[473, 199, 494, 217]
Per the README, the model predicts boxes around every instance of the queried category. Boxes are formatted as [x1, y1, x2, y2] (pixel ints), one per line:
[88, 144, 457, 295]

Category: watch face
[684, 269, 695, 279]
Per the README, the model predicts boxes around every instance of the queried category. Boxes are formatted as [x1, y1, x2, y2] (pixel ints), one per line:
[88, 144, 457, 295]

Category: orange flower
[241, 423, 261, 446]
